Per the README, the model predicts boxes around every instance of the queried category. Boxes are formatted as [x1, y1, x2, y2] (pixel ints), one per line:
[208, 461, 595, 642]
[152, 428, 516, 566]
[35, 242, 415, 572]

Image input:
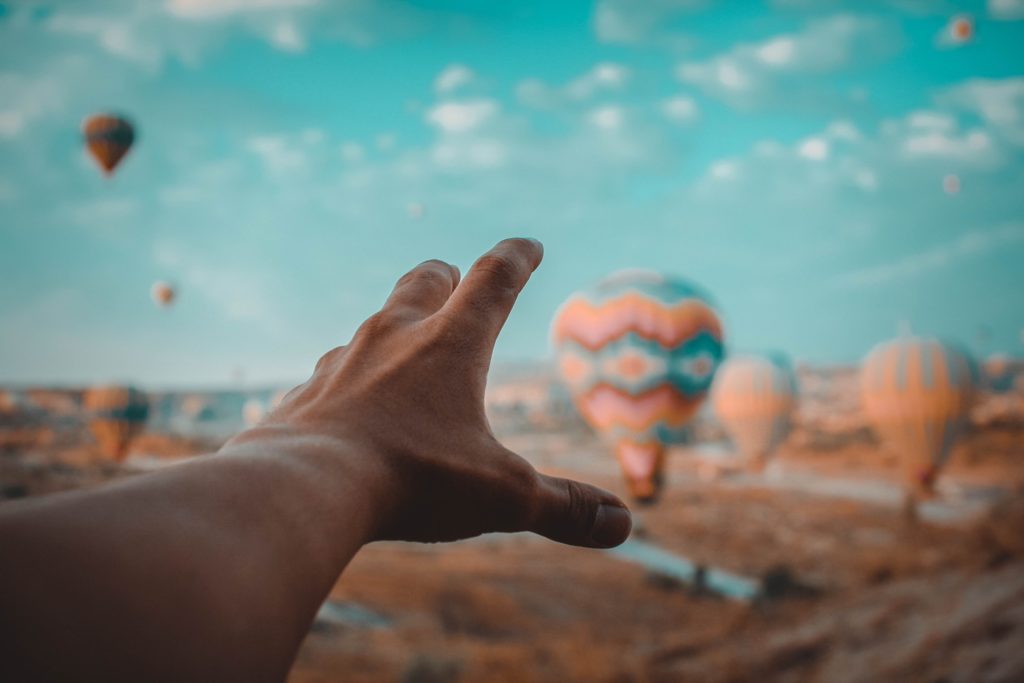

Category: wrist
[221, 422, 398, 546]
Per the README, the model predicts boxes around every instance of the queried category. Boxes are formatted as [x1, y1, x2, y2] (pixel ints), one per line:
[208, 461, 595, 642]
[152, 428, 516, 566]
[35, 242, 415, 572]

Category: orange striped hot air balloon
[712, 354, 797, 471]
[552, 270, 725, 502]
[860, 337, 975, 494]
[83, 114, 135, 176]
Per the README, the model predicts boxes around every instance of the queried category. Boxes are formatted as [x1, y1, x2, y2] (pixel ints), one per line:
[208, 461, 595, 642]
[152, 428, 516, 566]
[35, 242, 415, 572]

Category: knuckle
[474, 253, 522, 294]
[358, 310, 400, 338]
[561, 479, 594, 526]
[314, 345, 346, 372]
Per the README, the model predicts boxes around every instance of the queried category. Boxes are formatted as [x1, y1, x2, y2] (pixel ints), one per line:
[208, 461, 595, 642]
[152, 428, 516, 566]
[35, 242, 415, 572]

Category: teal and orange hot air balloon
[860, 337, 975, 494]
[712, 353, 797, 472]
[552, 270, 725, 502]
[83, 113, 135, 176]
[84, 385, 149, 461]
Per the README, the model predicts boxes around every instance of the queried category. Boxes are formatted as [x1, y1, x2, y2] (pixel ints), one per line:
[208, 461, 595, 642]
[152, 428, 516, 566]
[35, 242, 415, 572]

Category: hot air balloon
[407, 202, 426, 220]
[983, 353, 1015, 394]
[84, 385, 149, 461]
[712, 354, 798, 472]
[949, 15, 973, 44]
[151, 281, 176, 308]
[860, 337, 975, 494]
[943, 174, 960, 195]
[552, 270, 725, 502]
[82, 114, 135, 176]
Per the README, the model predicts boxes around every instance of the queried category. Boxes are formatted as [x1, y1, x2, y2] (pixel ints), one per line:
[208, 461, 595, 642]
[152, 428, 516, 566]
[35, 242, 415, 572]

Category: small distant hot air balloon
[82, 114, 135, 176]
[712, 354, 798, 472]
[151, 281, 176, 308]
[860, 337, 975, 495]
[552, 270, 725, 502]
[949, 15, 973, 44]
[84, 385, 149, 461]
[407, 202, 426, 220]
[943, 174, 960, 195]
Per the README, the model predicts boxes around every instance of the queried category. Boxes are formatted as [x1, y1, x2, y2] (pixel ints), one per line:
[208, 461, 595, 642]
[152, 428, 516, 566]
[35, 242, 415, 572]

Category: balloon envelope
[83, 114, 135, 176]
[860, 337, 975, 491]
[552, 270, 725, 501]
[84, 385, 149, 461]
[151, 281, 176, 308]
[712, 354, 797, 469]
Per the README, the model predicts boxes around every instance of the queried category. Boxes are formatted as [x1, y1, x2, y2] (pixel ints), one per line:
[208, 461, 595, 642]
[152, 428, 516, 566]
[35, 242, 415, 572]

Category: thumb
[529, 474, 632, 548]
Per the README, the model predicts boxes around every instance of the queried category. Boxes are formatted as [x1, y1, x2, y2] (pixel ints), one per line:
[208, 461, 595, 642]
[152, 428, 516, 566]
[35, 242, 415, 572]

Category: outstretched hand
[0, 238, 631, 682]
[240, 238, 631, 548]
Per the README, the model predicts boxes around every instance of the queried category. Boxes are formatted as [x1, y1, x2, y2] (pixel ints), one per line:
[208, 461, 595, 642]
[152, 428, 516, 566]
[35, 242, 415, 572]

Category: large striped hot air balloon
[82, 114, 135, 176]
[712, 354, 797, 471]
[552, 270, 725, 502]
[860, 337, 975, 493]
[84, 385, 149, 461]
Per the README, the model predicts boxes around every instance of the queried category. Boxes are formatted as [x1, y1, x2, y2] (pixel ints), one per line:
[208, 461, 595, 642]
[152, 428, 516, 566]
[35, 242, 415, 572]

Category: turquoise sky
[1, 0, 1023, 387]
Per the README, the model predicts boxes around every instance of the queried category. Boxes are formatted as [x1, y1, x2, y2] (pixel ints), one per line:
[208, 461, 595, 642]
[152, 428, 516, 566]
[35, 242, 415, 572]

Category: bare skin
[0, 238, 632, 682]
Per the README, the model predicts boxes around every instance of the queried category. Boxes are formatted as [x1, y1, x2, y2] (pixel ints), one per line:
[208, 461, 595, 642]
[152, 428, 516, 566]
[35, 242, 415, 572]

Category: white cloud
[798, 136, 830, 160]
[906, 110, 956, 132]
[165, 0, 319, 20]
[709, 159, 739, 180]
[375, 133, 397, 151]
[434, 64, 474, 94]
[833, 223, 1024, 288]
[592, 0, 705, 47]
[340, 142, 365, 163]
[902, 128, 992, 160]
[48, 11, 165, 69]
[517, 62, 631, 110]
[588, 105, 625, 131]
[756, 37, 797, 66]
[677, 15, 898, 105]
[269, 19, 306, 52]
[246, 134, 308, 174]
[432, 138, 507, 169]
[938, 78, 1024, 145]
[825, 119, 861, 141]
[989, 0, 1024, 20]
[567, 62, 630, 99]
[426, 99, 499, 133]
[662, 95, 699, 124]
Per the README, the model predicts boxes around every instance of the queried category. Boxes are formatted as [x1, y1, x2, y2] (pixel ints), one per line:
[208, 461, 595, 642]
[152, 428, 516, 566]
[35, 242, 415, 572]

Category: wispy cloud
[938, 77, 1024, 145]
[833, 223, 1024, 289]
[989, 0, 1024, 20]
[434, 64, 474, 94]
[591, 0, 705, 48]
[677, 14, 899, 106]
[518, 62, 631, 110]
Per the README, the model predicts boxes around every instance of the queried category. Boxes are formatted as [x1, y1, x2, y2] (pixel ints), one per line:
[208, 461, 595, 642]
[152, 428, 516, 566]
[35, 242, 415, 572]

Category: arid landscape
[2, 365, 1023, 682]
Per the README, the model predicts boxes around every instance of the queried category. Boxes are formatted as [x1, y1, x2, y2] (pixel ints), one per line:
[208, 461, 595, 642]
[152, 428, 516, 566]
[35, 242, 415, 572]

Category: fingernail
[590, 503, 632, 548]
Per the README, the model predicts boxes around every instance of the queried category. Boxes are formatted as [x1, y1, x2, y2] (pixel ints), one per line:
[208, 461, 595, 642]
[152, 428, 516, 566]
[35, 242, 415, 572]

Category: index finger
[444, 238, 543, 347]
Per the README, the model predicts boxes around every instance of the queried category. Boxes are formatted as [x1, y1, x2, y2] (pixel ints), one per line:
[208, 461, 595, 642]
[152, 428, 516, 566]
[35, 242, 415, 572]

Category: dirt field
[2, 383, 1023, 682]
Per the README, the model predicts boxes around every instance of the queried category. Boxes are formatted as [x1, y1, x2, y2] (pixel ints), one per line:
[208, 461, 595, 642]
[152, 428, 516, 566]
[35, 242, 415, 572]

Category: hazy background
[1, 0, 1023, 387]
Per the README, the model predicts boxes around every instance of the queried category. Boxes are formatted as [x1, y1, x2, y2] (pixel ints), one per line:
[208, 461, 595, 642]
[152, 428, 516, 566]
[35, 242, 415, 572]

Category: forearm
[0, 427, 389, 682]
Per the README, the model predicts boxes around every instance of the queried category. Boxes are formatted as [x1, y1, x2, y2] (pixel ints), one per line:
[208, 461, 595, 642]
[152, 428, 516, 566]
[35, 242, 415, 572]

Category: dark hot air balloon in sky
[552, 270, 725, 502]
[83, 113, 135, 176]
